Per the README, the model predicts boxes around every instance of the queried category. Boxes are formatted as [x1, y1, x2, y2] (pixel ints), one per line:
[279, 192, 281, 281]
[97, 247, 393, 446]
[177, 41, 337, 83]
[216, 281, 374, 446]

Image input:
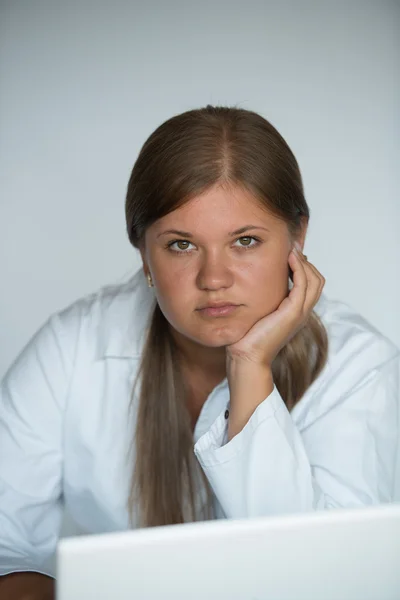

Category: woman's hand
[225, 245, 325, 440]
[226, 244, 326, 369]
[0, 572, 55, 600]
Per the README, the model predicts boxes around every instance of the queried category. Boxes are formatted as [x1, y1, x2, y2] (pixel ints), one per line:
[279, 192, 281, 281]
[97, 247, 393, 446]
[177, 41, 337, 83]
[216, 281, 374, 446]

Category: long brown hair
[125, 106, 328, 527]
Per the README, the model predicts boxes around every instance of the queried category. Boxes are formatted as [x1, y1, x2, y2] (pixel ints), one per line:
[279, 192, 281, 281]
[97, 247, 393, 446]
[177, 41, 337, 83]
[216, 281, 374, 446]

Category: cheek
[242, 252, 288, 284]
[153, 272, 193, 324]
[242, 255, 289, 309]
[152, 252, 192, 289]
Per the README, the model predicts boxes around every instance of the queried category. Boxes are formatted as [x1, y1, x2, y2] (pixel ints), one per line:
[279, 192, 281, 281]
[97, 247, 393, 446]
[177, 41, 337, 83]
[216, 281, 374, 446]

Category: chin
[195, 324, 247, 348]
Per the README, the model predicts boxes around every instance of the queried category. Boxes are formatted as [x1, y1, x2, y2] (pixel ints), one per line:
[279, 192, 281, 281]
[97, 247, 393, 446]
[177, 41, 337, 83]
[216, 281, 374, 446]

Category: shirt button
[224, 409, 229, 419]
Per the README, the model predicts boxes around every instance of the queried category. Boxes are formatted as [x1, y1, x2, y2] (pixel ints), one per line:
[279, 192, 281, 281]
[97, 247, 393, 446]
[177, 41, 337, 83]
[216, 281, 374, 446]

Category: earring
[146, 273, 154, 288]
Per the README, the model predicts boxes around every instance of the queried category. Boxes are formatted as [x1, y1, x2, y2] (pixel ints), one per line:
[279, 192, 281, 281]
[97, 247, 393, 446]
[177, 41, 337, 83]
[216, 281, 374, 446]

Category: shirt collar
[96, 269, 155, 359]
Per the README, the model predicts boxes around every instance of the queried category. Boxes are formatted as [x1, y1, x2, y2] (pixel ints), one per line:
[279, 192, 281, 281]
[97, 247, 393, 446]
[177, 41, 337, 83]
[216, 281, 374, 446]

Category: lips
[197, 304, 240, 317]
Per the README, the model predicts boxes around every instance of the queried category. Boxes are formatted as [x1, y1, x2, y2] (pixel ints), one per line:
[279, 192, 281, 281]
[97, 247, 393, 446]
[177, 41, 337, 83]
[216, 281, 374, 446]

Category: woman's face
[141, 184, 306, 349]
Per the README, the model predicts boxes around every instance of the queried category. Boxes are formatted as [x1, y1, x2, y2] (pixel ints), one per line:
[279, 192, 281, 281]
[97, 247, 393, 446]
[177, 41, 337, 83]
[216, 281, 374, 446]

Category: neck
[169, 327, 227, 431]
[170, 327, 226, 381]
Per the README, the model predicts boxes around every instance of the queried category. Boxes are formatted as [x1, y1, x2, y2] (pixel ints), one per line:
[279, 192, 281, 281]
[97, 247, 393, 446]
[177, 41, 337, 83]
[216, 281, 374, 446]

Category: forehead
[150, 184, 285, 235]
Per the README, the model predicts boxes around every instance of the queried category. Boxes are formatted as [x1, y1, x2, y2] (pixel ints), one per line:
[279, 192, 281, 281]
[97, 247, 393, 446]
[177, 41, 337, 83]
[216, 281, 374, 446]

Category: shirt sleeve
[194, 349, 400, 519]
[0, 311, 78, 578]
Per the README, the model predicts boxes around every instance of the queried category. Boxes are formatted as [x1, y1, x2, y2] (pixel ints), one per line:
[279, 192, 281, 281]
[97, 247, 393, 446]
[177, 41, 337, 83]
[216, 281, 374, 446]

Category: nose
[196, 250, 234, 291]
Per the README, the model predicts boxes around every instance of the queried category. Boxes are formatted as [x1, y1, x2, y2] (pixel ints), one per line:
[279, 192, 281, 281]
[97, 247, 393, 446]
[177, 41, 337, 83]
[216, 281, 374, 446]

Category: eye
[167, 239, 194, 253]
[234, 236, 260, 248]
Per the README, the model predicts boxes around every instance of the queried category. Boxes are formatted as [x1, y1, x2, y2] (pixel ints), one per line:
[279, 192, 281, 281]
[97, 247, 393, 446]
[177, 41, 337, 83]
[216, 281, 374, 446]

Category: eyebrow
[157, 225, 270, 239]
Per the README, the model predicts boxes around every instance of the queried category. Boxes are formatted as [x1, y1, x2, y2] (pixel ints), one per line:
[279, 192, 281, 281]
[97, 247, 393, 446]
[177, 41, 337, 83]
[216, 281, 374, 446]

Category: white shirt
[0, 269, 399, 578]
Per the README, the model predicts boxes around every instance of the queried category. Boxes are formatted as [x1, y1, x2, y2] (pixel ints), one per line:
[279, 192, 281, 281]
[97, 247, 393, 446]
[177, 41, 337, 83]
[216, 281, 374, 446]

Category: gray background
[1, 0, 399, 375]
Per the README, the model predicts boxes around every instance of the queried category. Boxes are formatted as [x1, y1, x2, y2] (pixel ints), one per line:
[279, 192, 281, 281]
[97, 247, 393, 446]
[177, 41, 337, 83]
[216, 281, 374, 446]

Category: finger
[287, 249, 309, 311]
[300, 258, 326, 313]
[305, 260, 325, 296]
[300, 253, 325, 295]
[290, 250, 321, 310]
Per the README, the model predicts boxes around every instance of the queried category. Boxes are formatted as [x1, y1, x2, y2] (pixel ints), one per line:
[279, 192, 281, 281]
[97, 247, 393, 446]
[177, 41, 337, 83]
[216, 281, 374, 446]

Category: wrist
[227, 355, 273, 384]
[226, 360, 274, 441]
[227, 362, 274, 400]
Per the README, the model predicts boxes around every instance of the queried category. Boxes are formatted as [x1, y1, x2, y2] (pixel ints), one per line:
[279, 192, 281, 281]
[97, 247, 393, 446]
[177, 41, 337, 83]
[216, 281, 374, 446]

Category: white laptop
[57, 504, 400, 600]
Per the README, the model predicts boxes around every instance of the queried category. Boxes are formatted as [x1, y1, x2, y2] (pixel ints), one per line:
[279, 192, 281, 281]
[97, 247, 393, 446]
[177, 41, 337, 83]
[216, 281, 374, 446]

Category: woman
[0, 106, 398, 597]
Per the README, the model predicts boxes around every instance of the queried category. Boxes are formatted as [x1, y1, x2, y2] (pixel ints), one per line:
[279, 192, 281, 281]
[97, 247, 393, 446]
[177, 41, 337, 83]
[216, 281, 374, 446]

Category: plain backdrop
[0, 0, 399, 547]
[1, 1, 399, 379]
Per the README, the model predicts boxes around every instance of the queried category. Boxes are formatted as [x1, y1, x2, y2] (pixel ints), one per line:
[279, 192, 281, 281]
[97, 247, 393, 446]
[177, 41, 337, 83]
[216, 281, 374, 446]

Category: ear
[138, 242, 150, 277]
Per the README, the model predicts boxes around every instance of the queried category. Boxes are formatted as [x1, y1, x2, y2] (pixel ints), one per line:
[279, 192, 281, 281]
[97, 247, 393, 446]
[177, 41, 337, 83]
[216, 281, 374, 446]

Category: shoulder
[304, 292, 400, 406]
[289, 293, 399, 428]
[315, 292, 399, 367]
[51, 268, 154, 361]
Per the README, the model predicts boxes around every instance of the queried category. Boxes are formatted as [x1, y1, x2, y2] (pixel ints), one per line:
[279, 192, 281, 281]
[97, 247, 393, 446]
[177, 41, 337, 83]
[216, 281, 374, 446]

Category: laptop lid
[57, 504, 400, 600]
